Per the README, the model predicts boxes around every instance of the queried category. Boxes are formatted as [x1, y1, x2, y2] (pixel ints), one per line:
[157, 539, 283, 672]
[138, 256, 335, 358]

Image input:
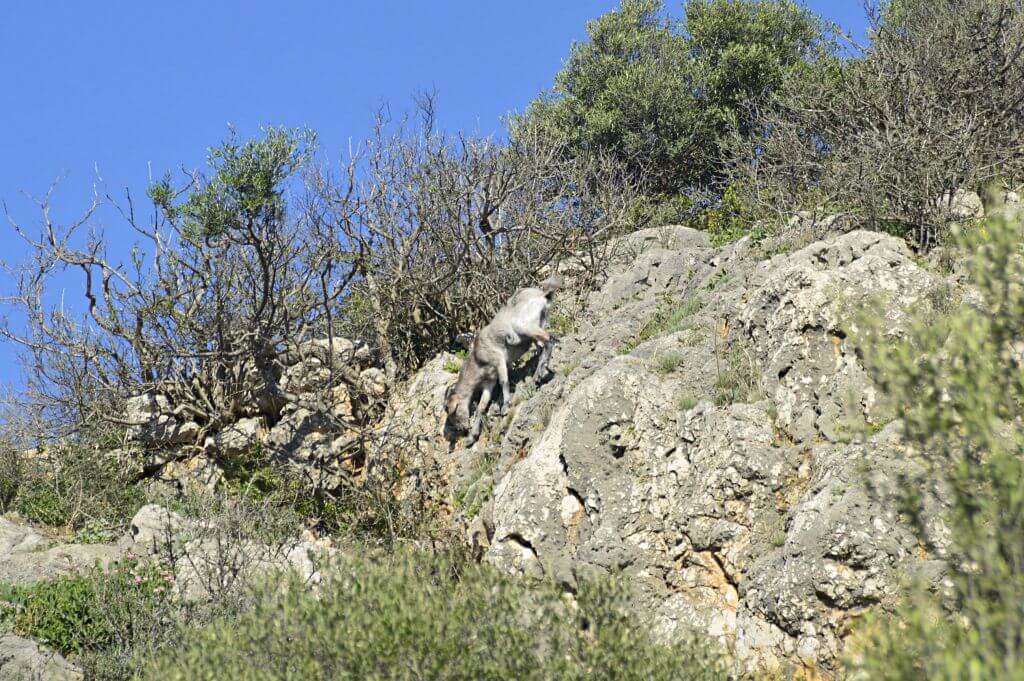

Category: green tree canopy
[519, 0, 830, 197]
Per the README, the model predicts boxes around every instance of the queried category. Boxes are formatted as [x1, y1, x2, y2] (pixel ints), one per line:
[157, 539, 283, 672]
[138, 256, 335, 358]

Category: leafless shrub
[1, 128, 361, 441]
[731, 0, 1024, 250]
[310, 96, 639, 378]
[3, 98, 637, 446]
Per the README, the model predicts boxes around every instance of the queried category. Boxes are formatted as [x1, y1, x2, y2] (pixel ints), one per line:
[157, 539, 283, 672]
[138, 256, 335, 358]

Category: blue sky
[0, 1, 868, 391]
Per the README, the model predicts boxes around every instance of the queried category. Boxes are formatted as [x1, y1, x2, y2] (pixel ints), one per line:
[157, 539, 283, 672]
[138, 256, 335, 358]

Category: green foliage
[712, 343, 759, 405]
[693, 184, 758, 246]
[146, 551, 726, 681]
[0, 559, 173, 658]
[628, 193, 696, 229]
[442, 357, 463, 374]
[522, 0, 829, 197]
[548, 308, 581, 337]
[218, 444, 429, 547]
[677, 394, 699, 411]
[655, 349, 684, 373]
[638, 294, 703, 342]
[149, 127, 315, 242]
[733, 0, 1024, 251]
[852, 210, 1024, 678]
[454, 459, 496, 520]
[0, 437, 145, 540]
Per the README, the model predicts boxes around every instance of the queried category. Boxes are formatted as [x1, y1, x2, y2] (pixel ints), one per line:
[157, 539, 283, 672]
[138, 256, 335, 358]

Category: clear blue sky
[0, 1, 867, 392]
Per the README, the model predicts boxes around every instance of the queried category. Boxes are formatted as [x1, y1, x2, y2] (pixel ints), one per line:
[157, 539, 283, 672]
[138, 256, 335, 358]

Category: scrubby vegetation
[0, 560, 180, 679]
[850, 207, 1024, 679]
[146, 551, 726, 681]
[729, 0, 1024, 250]
[0, 431, 143, 541]
[2, 0, 1024, 679]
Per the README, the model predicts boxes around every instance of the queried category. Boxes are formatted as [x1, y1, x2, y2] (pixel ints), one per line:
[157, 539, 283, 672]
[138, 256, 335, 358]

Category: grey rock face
[204, 417, 264, 457]
[0, 518, 122, 586]
[122, 503, 187, 550]
[0, 635, 81, 681]
[125, 393, 200, 446]
[383, 225, 950, 675]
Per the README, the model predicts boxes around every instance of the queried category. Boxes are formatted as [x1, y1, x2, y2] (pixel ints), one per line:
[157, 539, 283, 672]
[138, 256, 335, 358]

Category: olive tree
[521, 0, 829, 203]
[3, 128, 353, 439]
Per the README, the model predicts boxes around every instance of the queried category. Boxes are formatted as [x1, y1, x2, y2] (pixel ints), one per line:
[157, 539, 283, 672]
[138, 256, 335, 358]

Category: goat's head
[444, 383, 469, 431]
[540, 273, 564, 297]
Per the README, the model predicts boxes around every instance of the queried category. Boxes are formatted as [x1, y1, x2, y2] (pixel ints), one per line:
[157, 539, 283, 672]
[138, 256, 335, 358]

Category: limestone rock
[0, 635, 81, 681]
[154, 454, 224, 494]
[383, 225, 952, 675]
[938, 188, 985, 220]
[205, 417, 265, 457]
[122, 504, 187, 550]
[125, 393, 200, 446]
[0, 518, 121, 586]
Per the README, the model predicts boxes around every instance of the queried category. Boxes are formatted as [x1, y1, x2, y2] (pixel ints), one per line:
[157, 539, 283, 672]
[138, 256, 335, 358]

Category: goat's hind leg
[467, 380, 494, 446]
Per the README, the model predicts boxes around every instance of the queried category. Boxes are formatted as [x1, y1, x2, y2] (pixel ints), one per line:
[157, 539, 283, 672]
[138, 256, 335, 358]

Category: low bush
[712, 343, 760, 406]
[146, 550, 726, 681]
[0, 558, 181, 680]
[0, 434, 145, 540]
[218, 443, 439, 548]
[851, 210, 1024, 677]
[655, 350, 685, 374]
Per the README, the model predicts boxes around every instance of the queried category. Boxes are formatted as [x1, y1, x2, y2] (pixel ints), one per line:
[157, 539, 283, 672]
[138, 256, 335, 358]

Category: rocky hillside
[1, 217, 971, 679]
[377, 220, 957, 676]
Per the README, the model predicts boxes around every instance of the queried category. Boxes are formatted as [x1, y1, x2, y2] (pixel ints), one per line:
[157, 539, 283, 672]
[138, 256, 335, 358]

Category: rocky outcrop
[378, 225, 952, 677]
[0, 635, 81, 681]
[104, 217, 956, 675]
[125, 338, 381, 489]
[125, 393, 200, 446]
[0, 518, 122, 586]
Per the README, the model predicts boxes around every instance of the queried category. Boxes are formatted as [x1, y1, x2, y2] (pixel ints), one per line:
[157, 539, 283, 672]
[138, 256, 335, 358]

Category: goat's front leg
[533, 336, 555, 380]
[467, 381, 494, 446]
[497, 360, 511, 416]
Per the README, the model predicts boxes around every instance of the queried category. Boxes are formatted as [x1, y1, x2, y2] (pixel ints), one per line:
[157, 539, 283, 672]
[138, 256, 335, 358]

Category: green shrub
[629, 193, 696, 230]
[851, 210, 1024, 678]
[522, 0, 830, 198]
[694, 184, 759, 246]
[146, 551, 726, 681]
[655, 350, 685, 373]
[0, 435, 145, 540]
[0, 559, 174, 662]
[677, 394, 699, 411]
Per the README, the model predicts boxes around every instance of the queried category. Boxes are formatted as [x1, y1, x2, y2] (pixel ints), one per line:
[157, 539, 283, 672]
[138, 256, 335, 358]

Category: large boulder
[0, 518, 122, 586]
[204, 417, 265, 457]
[382, 224, 953, 676]
[0, 635, 81, 681]
[125, 393, 200, 446]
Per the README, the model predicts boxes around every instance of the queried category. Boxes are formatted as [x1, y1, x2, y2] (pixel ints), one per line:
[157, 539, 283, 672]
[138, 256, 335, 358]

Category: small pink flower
[134, 575, 143, 584]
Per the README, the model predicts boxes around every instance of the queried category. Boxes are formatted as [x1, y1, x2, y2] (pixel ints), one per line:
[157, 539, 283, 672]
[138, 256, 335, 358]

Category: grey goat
[445, 275, 562, 444]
